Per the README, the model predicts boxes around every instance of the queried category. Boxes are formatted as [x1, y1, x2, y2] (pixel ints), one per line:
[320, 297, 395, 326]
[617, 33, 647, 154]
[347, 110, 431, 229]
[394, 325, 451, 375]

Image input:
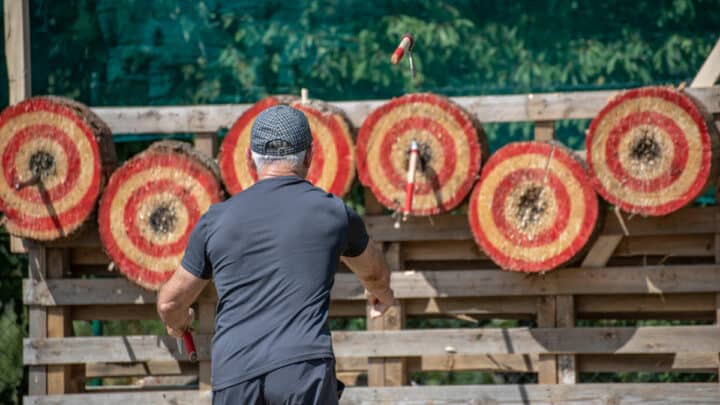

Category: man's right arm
[340, 205, 394, 316]
[342, 240, 394, 309]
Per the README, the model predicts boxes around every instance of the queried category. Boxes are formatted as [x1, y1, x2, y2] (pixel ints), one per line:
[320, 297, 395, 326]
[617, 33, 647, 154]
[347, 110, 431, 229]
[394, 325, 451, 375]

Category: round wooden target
[586, 87, 714, 216]
[469, 142, 600, 272]
[0, 96, 116, 240]
[99, 141, 223, 290]
[218, 96, 356, 197]
[357, 93, 486, 215]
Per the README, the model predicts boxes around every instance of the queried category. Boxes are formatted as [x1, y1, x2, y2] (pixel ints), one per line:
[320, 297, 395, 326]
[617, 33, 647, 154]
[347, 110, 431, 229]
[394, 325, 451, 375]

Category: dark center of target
[28, 150, 56, 180]
[515, 186, 547, 228]
[148, 203, 177, 235]
[629, 129, 661, 166]
[402, 142, 433, 172]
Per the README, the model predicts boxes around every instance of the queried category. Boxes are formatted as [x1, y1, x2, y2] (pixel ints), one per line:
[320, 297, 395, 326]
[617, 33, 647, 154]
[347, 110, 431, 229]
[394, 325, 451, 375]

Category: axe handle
[182, 330, 198, 362]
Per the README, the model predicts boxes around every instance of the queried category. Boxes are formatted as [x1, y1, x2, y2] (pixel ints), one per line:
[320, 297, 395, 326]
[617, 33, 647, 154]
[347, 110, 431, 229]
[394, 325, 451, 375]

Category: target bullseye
[357, 93, 487, 215]
[99, 141, 223, 290]
[0, 96, 116, 240]
[218, 96, 356, 197]
[469, 142, 600, 272]
[586, 87, 714, 216]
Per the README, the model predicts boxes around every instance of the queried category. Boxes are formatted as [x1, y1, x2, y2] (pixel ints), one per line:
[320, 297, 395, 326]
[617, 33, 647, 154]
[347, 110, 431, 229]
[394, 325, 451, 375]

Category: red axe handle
[182, 330, 198, 362]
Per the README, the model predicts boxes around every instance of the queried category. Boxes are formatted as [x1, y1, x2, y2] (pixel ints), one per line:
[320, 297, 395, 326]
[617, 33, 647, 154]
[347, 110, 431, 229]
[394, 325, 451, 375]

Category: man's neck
[257, 167, 304, 181]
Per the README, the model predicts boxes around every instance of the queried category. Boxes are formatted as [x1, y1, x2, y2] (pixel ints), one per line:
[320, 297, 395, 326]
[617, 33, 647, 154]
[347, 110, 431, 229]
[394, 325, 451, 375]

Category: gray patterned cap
[250, 105, 313, 156]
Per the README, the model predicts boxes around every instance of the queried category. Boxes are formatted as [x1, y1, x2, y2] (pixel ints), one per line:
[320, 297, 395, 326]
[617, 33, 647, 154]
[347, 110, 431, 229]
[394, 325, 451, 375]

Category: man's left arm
[157, 267, 209, 337]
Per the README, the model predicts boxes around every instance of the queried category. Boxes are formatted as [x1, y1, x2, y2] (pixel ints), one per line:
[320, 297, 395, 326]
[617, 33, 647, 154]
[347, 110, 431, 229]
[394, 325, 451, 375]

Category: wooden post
[536, 296, 557, 384]
[556, 295, 577, 384]
[534, 121, 555, 142]
[367, 242, 407, 386]
[27, 247, 47, 395]
[691, 37, 720, 87]
[194, 132, 218, 158]
[197, 300, 215, 391]
[4, 0, 31, 254]
[46, 248, 80, 393]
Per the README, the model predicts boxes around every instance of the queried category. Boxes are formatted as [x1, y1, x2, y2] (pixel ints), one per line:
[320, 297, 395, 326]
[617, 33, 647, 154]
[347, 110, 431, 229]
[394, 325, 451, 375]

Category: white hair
[251, 150, 307, 172]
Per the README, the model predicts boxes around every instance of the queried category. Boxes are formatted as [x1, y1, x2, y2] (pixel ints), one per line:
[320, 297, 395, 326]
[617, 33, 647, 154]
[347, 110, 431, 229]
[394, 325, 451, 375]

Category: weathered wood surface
[23, 326, 720, 365]
[84, 351, 719, 378]
[692, 37, 720, 87]
[92, 87, 720, 133]
[36, 206, 718, 249]
[365, 206, 718, 242]
[24, 384, 720, 405]
[24, 264, 720, 306]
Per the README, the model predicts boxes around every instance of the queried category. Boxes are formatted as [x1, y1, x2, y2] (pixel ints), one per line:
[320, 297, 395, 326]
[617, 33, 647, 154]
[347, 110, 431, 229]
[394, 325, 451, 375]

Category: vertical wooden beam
[691, 37, 720, 87]
[197, 299, 215, 391]
[194, 132, 218, 158]
[4, 0, 31, 103]
[4, 0, 31, 253]
[27, 247, 47, 395]
[367, 242, 407, 386]
[534, 121, 555, 142]
[363, 189, 384, 216]
[536, 296, 557, 384]
[556, 295, 577, 384]
[46, 248, 79, 393]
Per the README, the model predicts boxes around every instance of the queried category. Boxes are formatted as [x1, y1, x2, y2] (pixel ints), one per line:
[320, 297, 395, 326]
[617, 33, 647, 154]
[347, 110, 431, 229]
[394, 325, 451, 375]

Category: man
[157, 105, 395, 404]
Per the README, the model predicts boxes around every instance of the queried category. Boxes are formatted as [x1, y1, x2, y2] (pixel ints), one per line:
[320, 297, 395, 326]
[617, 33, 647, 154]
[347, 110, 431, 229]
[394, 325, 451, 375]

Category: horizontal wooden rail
[23, 264, 720, 306]
[364, 206, 718, 242]
[32, 207, 717, 249]
[23, 326, 720, 365]
[85, 352, 719, 378]
[91, 87, 720, 133]
[24, 383, 720, 404]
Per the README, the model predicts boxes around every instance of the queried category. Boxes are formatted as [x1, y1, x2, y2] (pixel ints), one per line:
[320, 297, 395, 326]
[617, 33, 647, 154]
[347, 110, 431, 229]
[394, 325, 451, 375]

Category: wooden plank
[46, 249, 78, 394]
[556, 295, 576, 384]
[72, 304, 162, 321]
[4, 0, 31, 103]
[534, 120, 555, 142]
[576, 294, 716, 317]
[536, 296, 557, 384]
[91, 87, 720, 134]
[40, 206, 719, 247]
[27, 247, 47, 395]
[581, 235, 622, 267]
[340, 353, 720, 373]
[70, 248, 109, 266]
[579, 353, 719, 373]
[194, 132, 218, 158]
[23, 384, 720, 405]
[402, 240, 486, 261]
[85, 362, 197, 378]
[24, 264, 720, 306]
[25, 327, 720, 365]
[692, 37, 720, 87]
[366, 206, 718, 242]
[367, 243, 406, 387]
[340, 383, 720, 405]
[615, 234, 714, 257]
[197, 300, 215, 391]
[404, 296, 536, 318]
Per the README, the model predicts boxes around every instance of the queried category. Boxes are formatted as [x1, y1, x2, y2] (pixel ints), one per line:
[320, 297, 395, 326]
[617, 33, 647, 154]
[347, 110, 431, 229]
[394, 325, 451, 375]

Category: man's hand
[368, 287, 395, 319]
[165, 307, 194, 337]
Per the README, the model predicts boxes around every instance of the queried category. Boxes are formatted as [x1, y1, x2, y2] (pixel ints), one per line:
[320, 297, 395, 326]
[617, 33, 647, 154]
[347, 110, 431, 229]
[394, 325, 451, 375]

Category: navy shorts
[212, 358, 340, 405]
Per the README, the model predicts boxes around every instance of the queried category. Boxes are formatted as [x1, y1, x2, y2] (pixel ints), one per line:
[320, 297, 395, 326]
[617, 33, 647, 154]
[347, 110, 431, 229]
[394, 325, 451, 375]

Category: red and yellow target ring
[99, 141, 223, 290]
[357, 93, 486, 215]
[0, 97, 114, 240]
[469, 142, 600, 272]
[586, 87, 713, 216]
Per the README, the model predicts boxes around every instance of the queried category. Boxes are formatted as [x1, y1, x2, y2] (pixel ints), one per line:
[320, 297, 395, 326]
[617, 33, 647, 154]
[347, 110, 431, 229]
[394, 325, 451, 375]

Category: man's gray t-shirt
[181, 176, 369, 391]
